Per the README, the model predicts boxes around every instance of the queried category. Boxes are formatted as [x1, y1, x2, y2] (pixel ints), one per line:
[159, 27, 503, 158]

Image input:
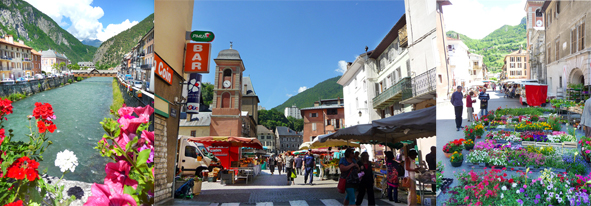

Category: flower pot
[138, 93, 142, 98]
[522, 141, 535, 146]
[451, 161, 463, 167]
[475, 135, 482, 139]
[582, 149, 591, 163]
[444, 152, 452, 158]
[536, 142, 549, 147]
[465, 145, 474, 150]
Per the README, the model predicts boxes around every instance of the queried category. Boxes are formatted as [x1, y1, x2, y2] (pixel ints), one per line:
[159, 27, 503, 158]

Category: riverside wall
[0, 76, 77, 97]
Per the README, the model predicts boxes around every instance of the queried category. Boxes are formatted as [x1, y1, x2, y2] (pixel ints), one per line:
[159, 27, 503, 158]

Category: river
[5, 77, 114, 183]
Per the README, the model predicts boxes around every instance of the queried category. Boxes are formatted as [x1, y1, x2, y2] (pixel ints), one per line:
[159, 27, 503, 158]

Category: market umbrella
[186, 136, 263, 149]
[300, 138, 360, 150]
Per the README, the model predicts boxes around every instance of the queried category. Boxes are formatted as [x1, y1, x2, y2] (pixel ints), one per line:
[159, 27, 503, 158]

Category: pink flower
[586, 150, 590, 154]
[133, 105, 154, 117]
[117, 107, 135, 117]
[84, 183, 137, 206]
[104, 161, 138, 194]
[464, 196, 469, 202]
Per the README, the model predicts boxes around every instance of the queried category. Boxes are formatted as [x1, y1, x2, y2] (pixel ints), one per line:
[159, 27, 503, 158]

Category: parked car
[34, 74, 44, 80]
[133, 80, 143, 88]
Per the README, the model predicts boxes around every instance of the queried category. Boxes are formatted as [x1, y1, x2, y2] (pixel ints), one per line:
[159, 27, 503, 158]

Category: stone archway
[569, 68, 584, 85]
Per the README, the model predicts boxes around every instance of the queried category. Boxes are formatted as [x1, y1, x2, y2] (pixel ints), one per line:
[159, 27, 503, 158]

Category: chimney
[457, 33, 460, 40]
[7, 35, 13, 44]
[314, 101, 319, 107]
[18, 40, 23, 45]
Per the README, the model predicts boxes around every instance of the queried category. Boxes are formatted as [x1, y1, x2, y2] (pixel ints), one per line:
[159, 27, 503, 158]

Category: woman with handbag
[355, 152, 375, 206]
[385, 151, 401, 203]
[285, 152, 295, 185]
[404, 150, 419, 206]
[338, 148, 359, 206]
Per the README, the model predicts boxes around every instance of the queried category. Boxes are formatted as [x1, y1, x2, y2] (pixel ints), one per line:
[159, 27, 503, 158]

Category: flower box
[496, 140, 508, 144]
[563, 142, 577, 148]
[535, 142, 549, 147]
[522, 141, 535, 146]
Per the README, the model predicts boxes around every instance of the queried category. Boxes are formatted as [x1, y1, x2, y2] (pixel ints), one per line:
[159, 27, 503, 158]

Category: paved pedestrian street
[158, 168, 427, 206]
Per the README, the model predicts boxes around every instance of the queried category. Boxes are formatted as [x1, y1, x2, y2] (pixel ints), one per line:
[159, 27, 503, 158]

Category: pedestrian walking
[466, 91, 476, 122]
[294, 155, 303, 175]
[385, 151, 401, 203]
[268, 155, 276, 175]
[581, 97, 591, 137]
[276, 155, 284, 175]
[339, 148, 359, 206]
[451, 86, 464, 131]
[304, 149, 315, 185]
[479, 88, 490, 117]
[492, 83, 496, 91]
[285, 152, 295, 185]
[355, 152, 375, 206]
[405, 150, 419, 206]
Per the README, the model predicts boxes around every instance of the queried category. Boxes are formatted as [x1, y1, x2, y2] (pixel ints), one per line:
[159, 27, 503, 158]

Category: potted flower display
[580, 135, 591, 162]
[463, 139, 474, 150]
[464, 126, 475, 140]
[450, 151, 463, 167]
[443, 139, 464, 158]
[137, 89, 143, 98]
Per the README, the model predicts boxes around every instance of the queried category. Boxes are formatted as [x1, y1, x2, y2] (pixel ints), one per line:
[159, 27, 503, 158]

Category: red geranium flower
[4, 200, 23, 206]
[6, 156, 39, 181]
[0, 98, 13, 117]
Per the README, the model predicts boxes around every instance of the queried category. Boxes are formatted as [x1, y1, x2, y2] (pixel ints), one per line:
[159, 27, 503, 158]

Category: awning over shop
[187, 136, 263, 149]
[299, 137, 360, 150]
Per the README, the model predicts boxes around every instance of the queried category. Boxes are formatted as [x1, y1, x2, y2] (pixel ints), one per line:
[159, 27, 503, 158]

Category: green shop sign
[190, 31, 215, 42]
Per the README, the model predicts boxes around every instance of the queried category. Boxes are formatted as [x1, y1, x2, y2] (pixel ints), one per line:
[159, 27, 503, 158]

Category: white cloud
[96, 19, 139, 41]
[24, 0, 139, 41]
[286, 94, 294, 97]
[298, 86, 308, 93]
[443, 0, 526, 39]
[336, 60, 348, 74]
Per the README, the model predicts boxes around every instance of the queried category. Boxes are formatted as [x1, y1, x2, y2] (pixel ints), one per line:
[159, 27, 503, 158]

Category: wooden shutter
[581, 23, 585, 51]
[572, 29, 576, 54]
[556, 40, 559, 61]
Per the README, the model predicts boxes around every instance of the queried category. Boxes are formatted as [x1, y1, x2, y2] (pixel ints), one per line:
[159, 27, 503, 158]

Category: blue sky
[192, 1, 405, 110]
[25, 0, 154, 41]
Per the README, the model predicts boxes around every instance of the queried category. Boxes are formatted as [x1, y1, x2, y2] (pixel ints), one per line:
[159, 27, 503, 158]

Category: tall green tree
[201, 82, 214, 106]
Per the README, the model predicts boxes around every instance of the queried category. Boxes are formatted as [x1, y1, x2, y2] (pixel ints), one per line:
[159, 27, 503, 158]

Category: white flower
[517, 190, 520, 194]
[55, 149, 78, 173]
[512, 183, 518, 188]
[502, 186, 507, 191]
[501, 193, 504, 199]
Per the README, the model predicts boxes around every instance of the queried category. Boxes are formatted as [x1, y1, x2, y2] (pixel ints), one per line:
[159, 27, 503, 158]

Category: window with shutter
[556, 40, 560, 60]
[580, 23, 585, 51]
[375, 83, 380, 96]
[406, 60, 411, 77]
[572, 29, 577, 54]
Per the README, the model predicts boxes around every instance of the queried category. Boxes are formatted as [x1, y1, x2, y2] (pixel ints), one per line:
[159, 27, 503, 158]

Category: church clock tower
[210, 43, 244, 136]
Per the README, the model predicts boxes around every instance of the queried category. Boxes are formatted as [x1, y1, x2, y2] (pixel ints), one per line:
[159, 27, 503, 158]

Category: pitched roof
[242, 76, 257, 96]
[257, 125, 272, 134]
[0, 38, 32, 50]
[179, 112, 212, 126]
[369, 14, 406, 59]
[41, 49, 67, 59]
[276, 126, 301, 136]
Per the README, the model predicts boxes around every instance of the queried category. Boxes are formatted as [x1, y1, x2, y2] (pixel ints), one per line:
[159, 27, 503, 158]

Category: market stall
[187, 136, 263, 184]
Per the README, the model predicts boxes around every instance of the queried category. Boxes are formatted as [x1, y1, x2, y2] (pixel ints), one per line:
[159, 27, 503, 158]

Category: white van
[177, 136, 214, 176]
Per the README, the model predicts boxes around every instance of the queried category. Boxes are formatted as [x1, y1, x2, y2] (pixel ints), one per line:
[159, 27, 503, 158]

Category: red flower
[6, 156, 39, 181]
[503, 173, 507, 177]
[0, 98, 13, 118]
[578, 179, 582, 184]
[37, 121, 46, 133]
[508, 178, 514, 183]
[4, 200, 23, 206]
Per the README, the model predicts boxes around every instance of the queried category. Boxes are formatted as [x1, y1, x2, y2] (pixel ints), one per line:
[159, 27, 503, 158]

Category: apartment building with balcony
[301, 98, 344, 143]
[0, 35, 36, 79]
[543, 1, 591, 97]
[469, 53, 485, 82]
[526, 1, 546, 84]
[140, 27, 154, 91]
[447, 36, 473, 88]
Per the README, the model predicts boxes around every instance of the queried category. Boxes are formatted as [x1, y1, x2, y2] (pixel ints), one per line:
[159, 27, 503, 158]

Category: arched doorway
[569, 68, 584, 86]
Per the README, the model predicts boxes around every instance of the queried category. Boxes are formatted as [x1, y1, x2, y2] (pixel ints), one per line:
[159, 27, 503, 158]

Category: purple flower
[534, 199, 539, 204]
[520, 188, 525, 193]
[536, 194, 541, 199]
[517, 199, 523, 204]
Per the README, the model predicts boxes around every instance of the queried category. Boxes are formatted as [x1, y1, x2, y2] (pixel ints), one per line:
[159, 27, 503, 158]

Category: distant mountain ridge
[0, 0, 97, 64]
[446, 17, 527, 73]
[272, 76, 344, 111]
[93, 13, 154, 68]
[82, 39, 102, 48]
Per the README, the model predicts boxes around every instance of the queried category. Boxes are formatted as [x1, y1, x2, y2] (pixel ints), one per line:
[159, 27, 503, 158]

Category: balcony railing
[373, 77, 412, 109]
[0, 67, 11, 71]
[407, 67, 436, 100]
[399, 25, 408, 47]
[22, 58, 31, 62]
[0, 56, 12, 61]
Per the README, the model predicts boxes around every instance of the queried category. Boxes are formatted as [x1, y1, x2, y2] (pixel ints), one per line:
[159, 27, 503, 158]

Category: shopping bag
[291, 171, 297, 179]
[401, 177, 411, 188]
[337, 178, 346, 193]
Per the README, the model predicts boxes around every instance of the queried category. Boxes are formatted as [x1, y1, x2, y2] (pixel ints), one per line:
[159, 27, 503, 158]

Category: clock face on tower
[536, 20, 543, 27]
[223, 80, 231, 88]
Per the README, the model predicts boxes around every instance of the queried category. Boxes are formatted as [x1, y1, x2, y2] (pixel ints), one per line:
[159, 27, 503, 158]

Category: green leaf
[123, 185, 135, 195]
[114, 148, 125, 156]
[136, 149, 151, 168]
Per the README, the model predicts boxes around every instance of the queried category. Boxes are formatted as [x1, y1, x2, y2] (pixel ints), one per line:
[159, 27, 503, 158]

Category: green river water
[6, 77, 114, 183]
